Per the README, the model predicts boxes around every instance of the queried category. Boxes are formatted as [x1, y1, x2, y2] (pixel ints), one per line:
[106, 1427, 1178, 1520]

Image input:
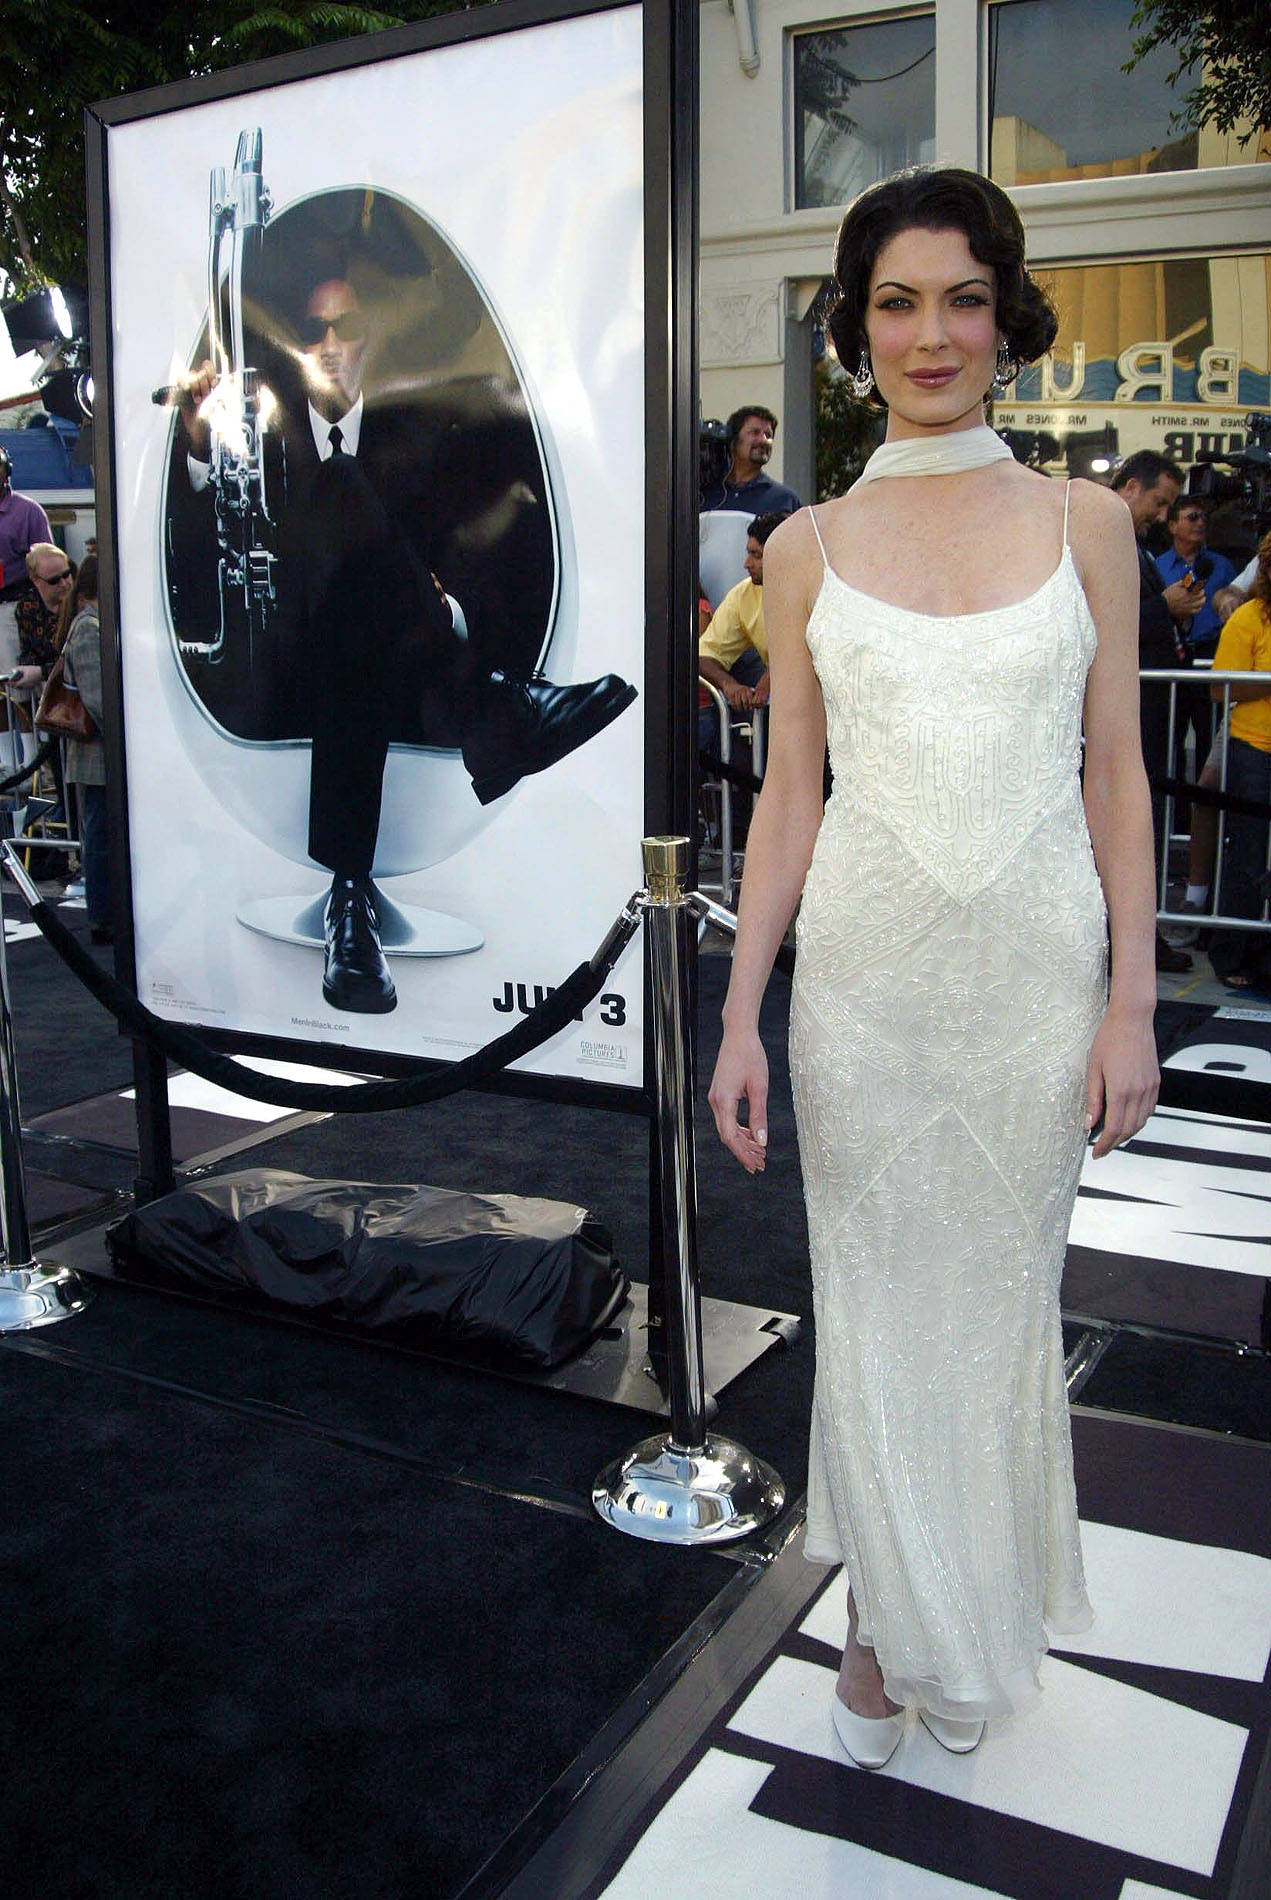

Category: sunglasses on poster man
[298, 311, 367, 347]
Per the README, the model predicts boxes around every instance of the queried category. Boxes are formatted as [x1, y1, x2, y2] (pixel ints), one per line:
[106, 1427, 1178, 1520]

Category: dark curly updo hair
[826, 168, 1058, 403]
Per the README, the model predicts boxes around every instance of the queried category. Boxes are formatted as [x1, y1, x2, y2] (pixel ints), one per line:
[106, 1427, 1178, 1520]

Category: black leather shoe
[1155, 932, 1192, 974]
[462, 671, 637, 806]
[322, 875, 397, 1013]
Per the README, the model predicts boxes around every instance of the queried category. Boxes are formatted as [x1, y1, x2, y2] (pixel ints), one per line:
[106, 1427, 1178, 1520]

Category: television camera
[1187, 412, 1271, 543]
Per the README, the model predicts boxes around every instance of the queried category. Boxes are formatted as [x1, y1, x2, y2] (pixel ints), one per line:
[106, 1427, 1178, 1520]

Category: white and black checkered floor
[591, 1412, 1271, 1900]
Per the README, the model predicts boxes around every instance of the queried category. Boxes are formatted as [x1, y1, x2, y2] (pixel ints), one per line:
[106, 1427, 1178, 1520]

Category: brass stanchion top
[642, 835, 689, 905]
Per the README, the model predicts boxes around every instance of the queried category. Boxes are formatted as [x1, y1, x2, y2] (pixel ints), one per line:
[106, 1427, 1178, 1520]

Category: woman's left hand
[1084, 1005, 1159, 1159]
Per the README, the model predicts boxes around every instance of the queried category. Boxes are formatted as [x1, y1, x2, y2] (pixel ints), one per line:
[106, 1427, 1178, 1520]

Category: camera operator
[700, 406, 801, 514]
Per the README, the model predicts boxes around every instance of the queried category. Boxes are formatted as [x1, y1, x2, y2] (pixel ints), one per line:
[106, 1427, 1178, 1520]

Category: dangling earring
[989, 341, 1017, 400]
[851, 350, 874, 400]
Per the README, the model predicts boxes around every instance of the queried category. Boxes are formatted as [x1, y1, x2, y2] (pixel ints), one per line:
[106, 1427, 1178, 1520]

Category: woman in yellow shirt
[1210, 529, 1271, 992]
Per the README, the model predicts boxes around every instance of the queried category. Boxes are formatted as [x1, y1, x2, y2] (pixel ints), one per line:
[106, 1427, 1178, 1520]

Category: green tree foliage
[1125, 2, 1271, 144]
[0, 0, 470, 292]
[814, 366, 883, 502]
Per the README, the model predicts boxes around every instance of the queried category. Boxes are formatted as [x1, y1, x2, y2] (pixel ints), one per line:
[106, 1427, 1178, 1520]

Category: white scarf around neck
[854, 423, 1013, 488]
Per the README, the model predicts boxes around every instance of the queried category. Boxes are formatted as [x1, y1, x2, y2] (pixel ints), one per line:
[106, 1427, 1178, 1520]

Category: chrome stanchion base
[237, 888, 483, 956]
[0, 1263, 95, 1332]
[593, 1432, 785, 1546]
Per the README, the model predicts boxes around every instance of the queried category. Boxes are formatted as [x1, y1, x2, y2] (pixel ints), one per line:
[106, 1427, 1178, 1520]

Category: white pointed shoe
[919, 1709, 985, 1754]
[832, 1694, 905, 1769]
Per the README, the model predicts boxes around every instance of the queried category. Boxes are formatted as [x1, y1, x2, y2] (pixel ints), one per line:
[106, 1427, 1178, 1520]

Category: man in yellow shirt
[1210, 529, 1271, 992]
[698, 510, 789, 714]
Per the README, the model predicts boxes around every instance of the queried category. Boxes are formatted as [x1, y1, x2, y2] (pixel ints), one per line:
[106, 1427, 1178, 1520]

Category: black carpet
[6, 898, 136, 1115]
[0, 1337, 733, 1899]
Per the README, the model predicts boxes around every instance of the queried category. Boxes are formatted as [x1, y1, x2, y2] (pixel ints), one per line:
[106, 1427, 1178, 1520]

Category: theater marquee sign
[994, 253, 1271, 475]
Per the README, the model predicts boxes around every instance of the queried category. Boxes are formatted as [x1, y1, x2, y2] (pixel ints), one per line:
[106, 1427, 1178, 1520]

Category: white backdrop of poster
[105, 7, 646, 1088]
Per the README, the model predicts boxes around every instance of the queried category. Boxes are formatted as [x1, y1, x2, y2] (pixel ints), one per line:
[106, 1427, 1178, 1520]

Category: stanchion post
[646, 834, 707, 1450]
[0, 849, 94, 1330]
[593, 836, 784, 1545]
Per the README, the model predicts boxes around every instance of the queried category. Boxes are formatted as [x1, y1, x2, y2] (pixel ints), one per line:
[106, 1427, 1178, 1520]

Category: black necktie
[328, 425, 345, 458]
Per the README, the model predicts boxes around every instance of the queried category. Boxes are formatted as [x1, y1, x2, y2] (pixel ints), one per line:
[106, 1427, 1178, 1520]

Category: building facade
[700, 0, 1270, 525]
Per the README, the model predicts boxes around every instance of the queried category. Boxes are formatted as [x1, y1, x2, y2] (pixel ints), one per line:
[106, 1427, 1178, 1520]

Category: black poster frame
[84, 0, 698, 1173]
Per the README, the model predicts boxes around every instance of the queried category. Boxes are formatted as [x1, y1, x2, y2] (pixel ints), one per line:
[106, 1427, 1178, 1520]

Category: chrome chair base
[593, 1431, 785, 1545]
[237, 889, 484, 956]
[0, 1263, 96, 1333]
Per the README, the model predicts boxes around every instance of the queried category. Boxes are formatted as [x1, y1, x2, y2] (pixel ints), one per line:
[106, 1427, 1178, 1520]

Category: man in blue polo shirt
[700, 405, 801, 513]
[1156, 495, 1236, 658]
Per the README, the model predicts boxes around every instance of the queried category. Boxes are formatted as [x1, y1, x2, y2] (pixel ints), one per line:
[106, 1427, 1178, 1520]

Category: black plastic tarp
[107, 1170, 628, 1369]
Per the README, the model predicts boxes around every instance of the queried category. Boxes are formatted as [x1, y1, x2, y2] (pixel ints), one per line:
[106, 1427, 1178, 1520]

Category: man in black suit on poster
[172, 257, 635, 1015]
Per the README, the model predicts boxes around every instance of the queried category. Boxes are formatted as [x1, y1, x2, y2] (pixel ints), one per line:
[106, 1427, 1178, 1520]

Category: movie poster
[101, 6, 646, 1090]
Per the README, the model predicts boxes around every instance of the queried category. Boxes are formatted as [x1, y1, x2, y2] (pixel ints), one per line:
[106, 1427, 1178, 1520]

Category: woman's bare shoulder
[763, 502, 826, 569]
[1065, 474, 1133, 535]
[760, 505, 832, 621]
[1064, 476, 1136, 580]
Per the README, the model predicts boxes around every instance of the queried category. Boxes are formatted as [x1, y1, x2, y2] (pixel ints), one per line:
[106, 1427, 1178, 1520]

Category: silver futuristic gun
[158, 128, 281, 663]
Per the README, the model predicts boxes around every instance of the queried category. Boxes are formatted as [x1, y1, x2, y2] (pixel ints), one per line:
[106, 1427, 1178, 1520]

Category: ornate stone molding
[700, 280, 783, 367]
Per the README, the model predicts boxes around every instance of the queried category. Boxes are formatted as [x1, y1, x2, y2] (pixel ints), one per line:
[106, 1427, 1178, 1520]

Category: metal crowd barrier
[702, 664, 1269, 944]
[697, 683, 767, 909]
[1144, 666, 1271, 942]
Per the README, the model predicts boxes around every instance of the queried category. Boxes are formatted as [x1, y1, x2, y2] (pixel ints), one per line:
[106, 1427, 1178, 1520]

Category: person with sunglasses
[0, 448, 54, 686]
[173, 265, 635, 1015]
[13, 543, 76, 693]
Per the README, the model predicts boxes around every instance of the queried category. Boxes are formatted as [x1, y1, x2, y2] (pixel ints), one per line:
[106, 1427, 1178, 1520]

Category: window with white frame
[792, 12, 936, 211]
[986, 0, 1270, 186]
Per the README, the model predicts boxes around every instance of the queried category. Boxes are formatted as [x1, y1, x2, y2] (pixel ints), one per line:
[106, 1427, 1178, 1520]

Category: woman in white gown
[708, 169, 1159, 1767]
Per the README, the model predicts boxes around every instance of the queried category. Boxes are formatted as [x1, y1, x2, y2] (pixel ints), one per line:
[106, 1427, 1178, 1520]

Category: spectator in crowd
[698, 511, 790, 844]
[1155, 496, 1237, 924]
[60, 557, 110, 944]
[698, 510, 789, 719]
[13, 543, 75, 692]
[1110, 451, 1206, 971]
[1226, 551, 1260, 606]
[700, 406, 801, 513]
[1166, 579, 1262, 945]
[1207, 530, 1271, 994]
[1156, 496, 1236, 660]
[0, 447, 52, 677]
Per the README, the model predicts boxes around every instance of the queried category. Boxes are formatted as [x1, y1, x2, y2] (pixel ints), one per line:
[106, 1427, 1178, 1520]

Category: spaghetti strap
[1061, 479, 1073, 552]
[809, 505, 830, 568]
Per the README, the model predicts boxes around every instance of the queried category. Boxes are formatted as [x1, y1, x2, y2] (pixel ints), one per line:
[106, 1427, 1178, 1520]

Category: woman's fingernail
[1084, 1114, 1094, 1129]
[756, 1129, 767, 1146]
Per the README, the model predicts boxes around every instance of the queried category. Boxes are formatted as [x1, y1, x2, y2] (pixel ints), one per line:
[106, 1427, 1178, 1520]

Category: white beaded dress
[791, 485, 1103, 1722]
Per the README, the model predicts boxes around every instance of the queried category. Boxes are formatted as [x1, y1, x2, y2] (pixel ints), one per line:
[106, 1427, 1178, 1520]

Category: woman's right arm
[708, 515, 827, 1173]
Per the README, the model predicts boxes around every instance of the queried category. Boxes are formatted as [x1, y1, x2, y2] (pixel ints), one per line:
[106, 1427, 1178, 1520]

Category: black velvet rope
[699, 749, 764, 795]
[1152, 775, 1271, 821]
[26, 897, 619, 1114]
[0, 733, 60, 795]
